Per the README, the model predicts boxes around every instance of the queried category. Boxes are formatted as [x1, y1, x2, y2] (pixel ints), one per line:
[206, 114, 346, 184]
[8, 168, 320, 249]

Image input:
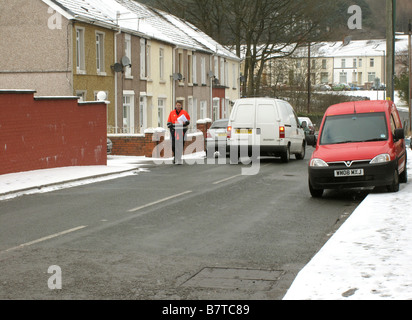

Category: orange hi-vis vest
[167, 109, 190, 125]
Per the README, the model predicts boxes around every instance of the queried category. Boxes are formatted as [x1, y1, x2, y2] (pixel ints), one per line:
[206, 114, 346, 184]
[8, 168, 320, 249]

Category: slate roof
[45, 0, 240, 60]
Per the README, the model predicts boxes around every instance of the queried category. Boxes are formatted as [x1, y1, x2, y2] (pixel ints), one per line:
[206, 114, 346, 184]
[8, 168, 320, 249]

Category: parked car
[349, 84, 361, 90]
[206, 119, 229, 157]
[298, 117, 315, 135]
[227, 98, 306, 162]
[306, 100, 407, 197]
[371, 83, 386, 90]
[313, 84, 331, 91]
[107, 138, 113, 155]
[332, 83, 350, 91]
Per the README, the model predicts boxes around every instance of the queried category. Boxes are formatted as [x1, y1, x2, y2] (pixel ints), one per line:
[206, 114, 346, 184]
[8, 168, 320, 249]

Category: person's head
[175, 102, 182, 111]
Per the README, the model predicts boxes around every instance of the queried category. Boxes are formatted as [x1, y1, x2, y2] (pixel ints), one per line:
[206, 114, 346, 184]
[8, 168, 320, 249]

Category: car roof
[325, 100, 391, 116]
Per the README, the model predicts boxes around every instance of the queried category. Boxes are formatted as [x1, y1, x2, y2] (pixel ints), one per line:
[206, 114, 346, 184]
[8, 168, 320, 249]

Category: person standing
[167, 102, 190, 164]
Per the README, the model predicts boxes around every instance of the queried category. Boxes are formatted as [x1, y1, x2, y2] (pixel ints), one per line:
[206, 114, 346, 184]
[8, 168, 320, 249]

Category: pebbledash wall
[108, 120, 212, 158]
[0, 90, 107, 175]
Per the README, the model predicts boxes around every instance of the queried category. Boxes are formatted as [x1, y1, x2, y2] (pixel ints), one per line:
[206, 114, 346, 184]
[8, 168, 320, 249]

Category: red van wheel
[387, 169, 399, 193]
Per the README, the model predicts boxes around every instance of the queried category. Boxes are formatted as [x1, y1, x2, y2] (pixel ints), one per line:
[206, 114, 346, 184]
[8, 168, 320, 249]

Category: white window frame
[200, 100, 207, 119]
[96, 31, 105, 75]
[201, 57, 206, 85]
[122, 91, 135, 133]
[193, 55, 197, 85]
[76, 90, 87, 101]
[76, 27, 86, 74]
[139, 95, 147, 133]
[124, 34, 132, 78]
[157, 98, 166, 128]
[159, 47, 164, 81]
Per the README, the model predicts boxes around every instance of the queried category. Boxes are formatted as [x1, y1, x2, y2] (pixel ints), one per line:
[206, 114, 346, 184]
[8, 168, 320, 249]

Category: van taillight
[227, 126, 232, 138]
[279, 126, 285, 138]
[206, 130, 212, 139]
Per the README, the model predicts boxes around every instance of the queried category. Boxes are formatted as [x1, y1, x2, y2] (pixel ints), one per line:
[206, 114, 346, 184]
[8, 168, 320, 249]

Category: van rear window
[320, 112, 388, 145]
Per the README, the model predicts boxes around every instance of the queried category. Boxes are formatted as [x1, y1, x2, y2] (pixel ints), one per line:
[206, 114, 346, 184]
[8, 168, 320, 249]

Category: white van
[227, 98, 306, 162]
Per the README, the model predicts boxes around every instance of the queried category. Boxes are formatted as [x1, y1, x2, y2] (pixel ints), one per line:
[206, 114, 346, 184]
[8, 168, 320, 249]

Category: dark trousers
[170, 128, 186, 162]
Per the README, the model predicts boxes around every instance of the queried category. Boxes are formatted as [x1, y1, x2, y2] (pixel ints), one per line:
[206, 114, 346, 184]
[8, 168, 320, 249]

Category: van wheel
[295, 142, 306, 160]
[387, 169, 399, 192]
[281, 145, 290, 163]
[309, 179, 323, 198]
[399, 158, 407, 183]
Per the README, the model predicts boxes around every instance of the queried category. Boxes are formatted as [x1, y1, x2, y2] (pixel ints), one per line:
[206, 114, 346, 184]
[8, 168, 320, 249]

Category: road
[0, 151, 368, 300]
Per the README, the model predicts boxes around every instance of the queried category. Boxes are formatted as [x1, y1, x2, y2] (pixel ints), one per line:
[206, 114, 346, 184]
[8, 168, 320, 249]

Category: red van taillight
[227, 126, 232, 138]
[279, 126, 285, 138]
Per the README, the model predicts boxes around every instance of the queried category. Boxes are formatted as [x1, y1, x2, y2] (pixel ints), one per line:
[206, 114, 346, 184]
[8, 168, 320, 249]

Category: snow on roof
[46, 0, 237, 57]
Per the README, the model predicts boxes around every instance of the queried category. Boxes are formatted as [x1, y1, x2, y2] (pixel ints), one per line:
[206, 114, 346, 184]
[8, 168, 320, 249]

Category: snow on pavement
[283, 148, 412, 300]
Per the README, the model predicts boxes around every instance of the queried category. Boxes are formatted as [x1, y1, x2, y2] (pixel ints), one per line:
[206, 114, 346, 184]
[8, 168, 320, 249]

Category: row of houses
[0, 0, 242, 134]
[261, 36, 409, 92]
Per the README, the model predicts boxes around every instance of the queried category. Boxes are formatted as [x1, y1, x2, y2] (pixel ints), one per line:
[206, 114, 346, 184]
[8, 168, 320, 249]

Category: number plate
[235, 129, 252, 134]
[217, 133, 227, 137]
[334, 169, 364, 177]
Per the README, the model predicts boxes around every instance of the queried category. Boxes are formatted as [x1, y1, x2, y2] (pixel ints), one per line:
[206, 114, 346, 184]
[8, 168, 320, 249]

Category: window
[188, 53, 193, 84]
[159, 48, 164, 80]
[76, 28, 85, 73]
[200, 100, 207, 119]
[320, 113, 388, 145]
[157, 98, 165, 128]
[339, 72, 347, 83]
[321, 72, 328, 83]
[96, 32, 105, 74]
[214, 56, 219, 81]
[322, 59, 327, 69]
[192, 55, 197, 84]
[213, 98, 220, 121]
[311, 59, 316, 69]
[178, 52, 184, 83]
[140, 39, 151, 79]
[341, 59, 346, 68]
[124, 34, 132, 78]
[368, 72, 376, 82]
[370, 58, 374, 67]
[201, 57, 206, 85]
[123, 93, 135, 133]
[353, 58, 357, 68]
[359, 59, 363, 67]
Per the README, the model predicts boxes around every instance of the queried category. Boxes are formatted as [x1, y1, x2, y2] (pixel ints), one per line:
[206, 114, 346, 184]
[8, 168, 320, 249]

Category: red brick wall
[0, 90, 107, 175]
[109, 122, 211, 158]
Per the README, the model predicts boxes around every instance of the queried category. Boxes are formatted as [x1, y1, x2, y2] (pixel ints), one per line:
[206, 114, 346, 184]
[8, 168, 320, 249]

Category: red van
[307, 100, 407, 197]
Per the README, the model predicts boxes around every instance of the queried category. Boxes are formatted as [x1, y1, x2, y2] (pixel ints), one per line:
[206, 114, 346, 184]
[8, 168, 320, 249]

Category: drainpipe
[114, 12, 122, 134]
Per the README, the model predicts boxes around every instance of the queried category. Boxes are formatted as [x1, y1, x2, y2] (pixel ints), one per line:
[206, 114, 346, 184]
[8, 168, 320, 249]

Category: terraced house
[0, 0, 242, 134]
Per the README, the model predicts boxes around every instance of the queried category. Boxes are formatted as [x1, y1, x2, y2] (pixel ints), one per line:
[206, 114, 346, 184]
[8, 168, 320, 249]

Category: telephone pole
[386, 0, 396, 101]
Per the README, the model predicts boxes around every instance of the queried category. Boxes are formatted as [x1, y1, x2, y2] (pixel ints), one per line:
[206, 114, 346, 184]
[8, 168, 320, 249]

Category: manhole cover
[181, 267, 283, 291]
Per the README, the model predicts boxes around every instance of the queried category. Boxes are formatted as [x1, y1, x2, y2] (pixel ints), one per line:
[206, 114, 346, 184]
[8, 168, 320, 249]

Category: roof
[326, 100, 391, 116]
[43, 0, 240, 59]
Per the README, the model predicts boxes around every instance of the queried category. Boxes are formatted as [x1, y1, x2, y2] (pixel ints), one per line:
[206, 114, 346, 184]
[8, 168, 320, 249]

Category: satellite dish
[121, 56, 131, 67]
[113, 63, 123, 72]
[96, 91, 107, 101]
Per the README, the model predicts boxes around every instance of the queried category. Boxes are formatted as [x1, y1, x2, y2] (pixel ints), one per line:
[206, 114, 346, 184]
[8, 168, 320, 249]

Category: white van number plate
[334, 169, 364, 177]
[235, 129, 252, 134]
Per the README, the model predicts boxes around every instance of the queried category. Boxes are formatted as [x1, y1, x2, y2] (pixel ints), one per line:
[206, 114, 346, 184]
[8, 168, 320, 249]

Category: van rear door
[230, 101, 255, 146]
[256, 101, 279, 146]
